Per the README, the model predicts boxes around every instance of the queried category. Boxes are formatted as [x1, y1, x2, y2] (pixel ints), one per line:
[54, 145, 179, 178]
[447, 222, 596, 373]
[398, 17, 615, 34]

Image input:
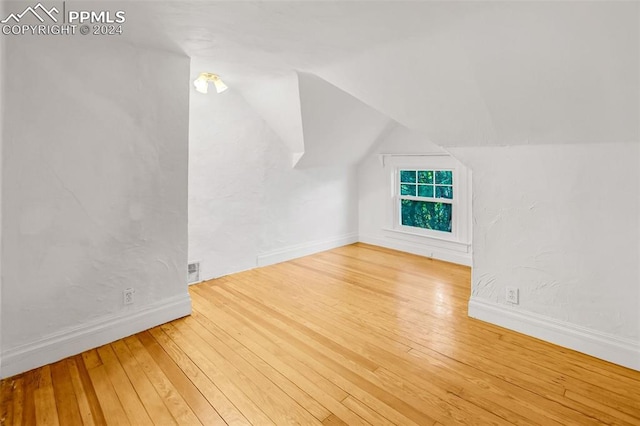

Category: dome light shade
[193, 73, 228, 94]
[212, 77, 228, 93]
[194, 76, 209, 94]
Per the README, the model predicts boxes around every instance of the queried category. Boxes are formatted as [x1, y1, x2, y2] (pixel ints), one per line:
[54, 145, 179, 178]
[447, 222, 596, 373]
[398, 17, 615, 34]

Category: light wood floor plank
[122, 335, 203, 426]
[33, 366, 59, 426]
[109, 340, 177, 426]
[143, 328, 247, 425]
[181, 315, 324, 424]
[190, 289, 382, 425]
[21, 369, 39, 425]
[96, 345, 153, 426]
[189, 293, 369, 425]
[1, 375, 15, 425]
[159, 322, 275, 425]
[81, 350, 103, 370]
[173, 317, 318, 425]
[322, 413, 350, 425]
[10, 377, 24, 426]
[564, 389, 640, 425]
[341, 395, 397, 426]
[50, 360, 82, 426]
[2, 243, 640, 425]
[190, 287, 351, 403]
[71, 355, 107, 426]
[218, 272, 524, 422]
[66, 358, 98, 426]
[202, 283, 439, 426]
[218, 280, 510, 425]
[133, 332, 226, 426]
[187, 311, 331, 422]
[86, 365, 130, 425]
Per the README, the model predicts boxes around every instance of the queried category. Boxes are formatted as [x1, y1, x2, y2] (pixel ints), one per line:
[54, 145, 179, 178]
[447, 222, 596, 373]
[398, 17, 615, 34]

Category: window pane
[435, 171, 453, 185]
[418, 184, 434, 198]
[401, 200, 452, 232]
[435, 185, 453, 199]
[400, 170, 417, 183]
[417, 170, 433, 184]
[400, 184, 416, 196]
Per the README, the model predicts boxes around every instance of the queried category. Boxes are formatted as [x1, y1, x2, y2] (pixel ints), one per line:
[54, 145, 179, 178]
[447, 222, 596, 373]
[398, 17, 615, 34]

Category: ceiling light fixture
[193, 72, 228, 94]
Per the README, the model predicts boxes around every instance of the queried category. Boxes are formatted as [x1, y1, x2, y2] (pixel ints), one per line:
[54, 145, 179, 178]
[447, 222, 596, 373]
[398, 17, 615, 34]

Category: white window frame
[395, 167, 458, 239]
[383, 154, 471, 246]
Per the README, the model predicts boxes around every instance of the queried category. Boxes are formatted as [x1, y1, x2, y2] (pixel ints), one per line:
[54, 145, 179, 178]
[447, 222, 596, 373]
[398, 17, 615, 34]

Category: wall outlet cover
[123, 288, 135, 305]
[506, 287, 519, 304]
[188, 262, 201, 284]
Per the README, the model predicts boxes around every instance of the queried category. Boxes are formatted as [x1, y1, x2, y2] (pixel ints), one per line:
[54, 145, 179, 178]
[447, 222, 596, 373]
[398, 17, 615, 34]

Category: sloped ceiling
[295, 72, 393, 168]
[136, 1, 472, 85]
[240, 71, 394, 168]
[316, 1, 639, 146]
[240, 71, 305, 166]
[316, 31, 495, 146]
[136, 1, 639, 154]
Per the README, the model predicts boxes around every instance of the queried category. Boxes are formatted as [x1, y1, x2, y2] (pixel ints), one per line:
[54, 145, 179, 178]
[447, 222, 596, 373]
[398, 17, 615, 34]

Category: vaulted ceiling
[128, 1, 639, 164]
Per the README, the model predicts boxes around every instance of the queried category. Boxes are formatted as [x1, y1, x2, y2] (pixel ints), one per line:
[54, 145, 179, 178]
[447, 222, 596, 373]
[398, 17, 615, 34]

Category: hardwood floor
[2, 243, 640, 425]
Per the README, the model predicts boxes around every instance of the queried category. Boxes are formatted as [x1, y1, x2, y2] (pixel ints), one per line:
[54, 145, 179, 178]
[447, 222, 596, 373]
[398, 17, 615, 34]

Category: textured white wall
[359, 127, 443, 228]
[357, 126, 472, 265]
[188, 83, 358, 280]
[359, 126, 443, 238]
[0, 1, 5, 374]
[314, 1, 639, 366]
[450, 143, 640, 341]
[242, 72, 305, 165]
[188, 87, 265, 277]
[1, 36, 191, 376]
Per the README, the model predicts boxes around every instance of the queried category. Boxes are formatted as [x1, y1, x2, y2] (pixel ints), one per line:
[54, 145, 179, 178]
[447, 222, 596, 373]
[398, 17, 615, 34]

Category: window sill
[382, 228, 471, 253]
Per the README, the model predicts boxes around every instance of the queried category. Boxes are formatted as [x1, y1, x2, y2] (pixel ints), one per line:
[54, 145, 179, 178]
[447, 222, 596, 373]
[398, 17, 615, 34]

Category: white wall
[242, 72, 305, 166]
[0, 1, 5, 375]
[358, 125, 472, 266]
[315, 1, 640, 369]
[1, 36, 191, 378]
[188, 87, 266, 278]
[188, 82, 358, 281]
[449, 143, 640, 368]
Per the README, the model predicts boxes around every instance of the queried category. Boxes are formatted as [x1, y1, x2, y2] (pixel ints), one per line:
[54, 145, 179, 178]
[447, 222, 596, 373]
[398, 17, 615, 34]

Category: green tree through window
[399, 169, 453, 232]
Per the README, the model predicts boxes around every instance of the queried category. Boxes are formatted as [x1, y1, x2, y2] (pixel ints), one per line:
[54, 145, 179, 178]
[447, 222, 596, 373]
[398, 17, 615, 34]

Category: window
[398, 169, 454, 233]
[380, 154, 470, 259]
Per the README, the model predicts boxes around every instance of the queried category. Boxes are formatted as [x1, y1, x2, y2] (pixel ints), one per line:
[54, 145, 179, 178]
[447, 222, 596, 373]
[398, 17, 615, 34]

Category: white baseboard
[469, 298, 640, 371]
[0, 293, 192, 379]
[359, 234, 472, 266]
[257, 233, 359, 267]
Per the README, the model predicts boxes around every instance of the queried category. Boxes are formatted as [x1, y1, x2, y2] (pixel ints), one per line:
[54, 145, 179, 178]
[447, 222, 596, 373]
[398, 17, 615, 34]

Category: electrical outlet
[123, 288, 135, 305]
[188, 261, 201, 284]
[506, 287, 519, 304]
